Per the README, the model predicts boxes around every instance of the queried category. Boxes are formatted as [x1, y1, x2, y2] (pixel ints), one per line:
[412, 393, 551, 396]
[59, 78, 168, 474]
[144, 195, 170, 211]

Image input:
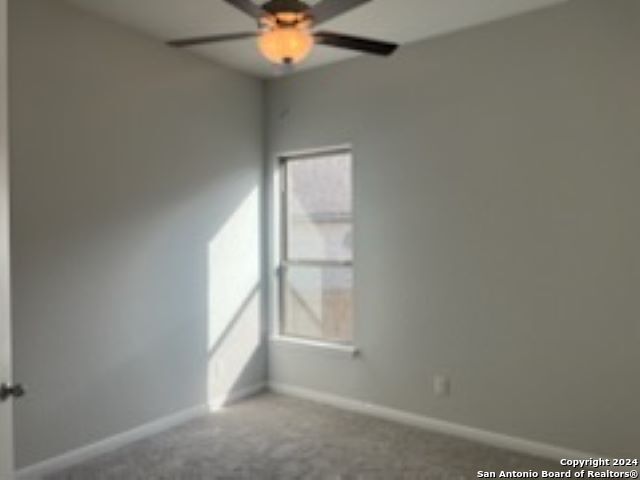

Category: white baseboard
[209, 382, 267, 411]
[16, 382, 266, 480]
[15, 405, 207, 480]
[269, 382, 607, 463]
[16, 382, 620, 479]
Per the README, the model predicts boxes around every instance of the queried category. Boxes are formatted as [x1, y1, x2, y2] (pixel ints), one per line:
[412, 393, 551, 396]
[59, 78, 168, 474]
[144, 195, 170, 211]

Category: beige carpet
[47, 393, 559, 479]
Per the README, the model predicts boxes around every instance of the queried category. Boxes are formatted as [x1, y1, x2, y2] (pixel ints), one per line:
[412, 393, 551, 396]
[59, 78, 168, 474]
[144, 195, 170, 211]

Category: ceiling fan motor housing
[262, 0, 310, 18]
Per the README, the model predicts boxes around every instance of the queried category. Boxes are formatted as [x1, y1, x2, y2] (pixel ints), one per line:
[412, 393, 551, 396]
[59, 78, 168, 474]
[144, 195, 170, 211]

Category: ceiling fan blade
[167, 32, 257, 48]
[222, 0, 264, 19]
[314, 31, 398, 56]
[309, 0, 372, 26]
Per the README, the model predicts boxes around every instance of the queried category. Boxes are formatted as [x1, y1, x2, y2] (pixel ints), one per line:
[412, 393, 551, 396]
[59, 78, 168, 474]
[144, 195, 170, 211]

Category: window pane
[286, 153, 352, 261]
[283, 265, 353, 343]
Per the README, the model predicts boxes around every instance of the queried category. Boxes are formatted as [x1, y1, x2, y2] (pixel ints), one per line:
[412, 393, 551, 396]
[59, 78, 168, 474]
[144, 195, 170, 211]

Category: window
[279, 149, 354, 344]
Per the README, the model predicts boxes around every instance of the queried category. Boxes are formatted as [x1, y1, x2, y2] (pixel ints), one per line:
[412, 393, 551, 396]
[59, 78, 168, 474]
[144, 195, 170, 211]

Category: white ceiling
[65, 0, 567, 78]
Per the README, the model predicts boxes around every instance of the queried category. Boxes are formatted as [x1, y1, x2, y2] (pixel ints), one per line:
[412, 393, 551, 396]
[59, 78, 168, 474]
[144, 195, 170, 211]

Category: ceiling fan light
[258, 26, 313, 65]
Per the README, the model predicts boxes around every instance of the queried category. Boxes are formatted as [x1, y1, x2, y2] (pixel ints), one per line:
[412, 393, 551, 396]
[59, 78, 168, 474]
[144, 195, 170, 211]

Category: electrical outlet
[433, 375, 450, 397]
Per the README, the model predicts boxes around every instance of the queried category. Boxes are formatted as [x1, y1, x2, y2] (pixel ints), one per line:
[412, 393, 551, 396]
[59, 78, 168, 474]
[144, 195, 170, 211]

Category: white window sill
[270, 336, 360, 357]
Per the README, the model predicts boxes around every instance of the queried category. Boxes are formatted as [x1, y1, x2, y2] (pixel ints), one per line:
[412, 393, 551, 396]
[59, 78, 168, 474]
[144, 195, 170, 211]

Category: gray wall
[267, 0, 640, 457]
[10, 0, 265, 468]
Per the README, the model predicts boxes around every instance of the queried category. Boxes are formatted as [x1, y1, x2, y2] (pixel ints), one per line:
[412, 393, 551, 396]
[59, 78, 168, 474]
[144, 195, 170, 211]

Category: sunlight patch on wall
[207, 187, 261, 410]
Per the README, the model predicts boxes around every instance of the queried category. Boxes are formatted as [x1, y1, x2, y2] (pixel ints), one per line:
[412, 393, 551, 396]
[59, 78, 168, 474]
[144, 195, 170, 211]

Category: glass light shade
[258, 26, 313, 65]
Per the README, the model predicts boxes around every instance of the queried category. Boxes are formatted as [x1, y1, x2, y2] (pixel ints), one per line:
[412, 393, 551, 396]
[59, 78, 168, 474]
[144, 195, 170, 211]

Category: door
[0, 0, 13, 477]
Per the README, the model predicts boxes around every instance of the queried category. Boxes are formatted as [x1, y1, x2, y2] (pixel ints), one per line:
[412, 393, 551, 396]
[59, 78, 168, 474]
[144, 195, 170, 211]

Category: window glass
[280, 150, 354, 344]
[286, 153, 352, 262]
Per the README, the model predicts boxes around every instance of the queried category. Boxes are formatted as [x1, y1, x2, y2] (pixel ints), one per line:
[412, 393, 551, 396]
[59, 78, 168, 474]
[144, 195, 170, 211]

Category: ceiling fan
[167, 0, 399, 66]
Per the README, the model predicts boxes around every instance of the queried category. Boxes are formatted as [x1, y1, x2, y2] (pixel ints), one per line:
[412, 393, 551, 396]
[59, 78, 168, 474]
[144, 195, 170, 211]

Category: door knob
[0, 383, 25, 402]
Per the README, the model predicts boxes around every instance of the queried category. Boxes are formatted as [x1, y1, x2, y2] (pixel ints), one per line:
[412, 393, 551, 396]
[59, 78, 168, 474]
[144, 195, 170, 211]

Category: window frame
[277, 147, 355, 346]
